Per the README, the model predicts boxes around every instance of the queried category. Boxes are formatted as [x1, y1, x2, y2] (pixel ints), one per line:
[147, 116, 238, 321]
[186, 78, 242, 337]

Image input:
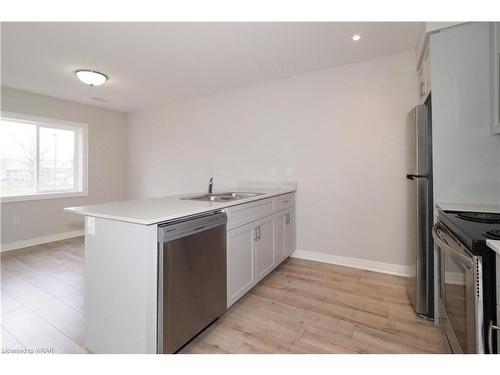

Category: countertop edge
[64, 188, 295, 226]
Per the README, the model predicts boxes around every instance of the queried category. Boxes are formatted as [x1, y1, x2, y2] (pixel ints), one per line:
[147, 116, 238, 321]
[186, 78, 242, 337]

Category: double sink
[181, 191, 264, 202]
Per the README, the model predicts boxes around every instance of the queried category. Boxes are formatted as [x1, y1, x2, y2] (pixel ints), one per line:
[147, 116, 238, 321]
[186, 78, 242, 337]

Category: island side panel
[84, 217, 158, 353]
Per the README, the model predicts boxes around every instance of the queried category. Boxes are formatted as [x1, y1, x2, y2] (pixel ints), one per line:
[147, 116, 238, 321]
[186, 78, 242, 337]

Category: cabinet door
[418, 48, 431, 103]
[284, 208, 295, 257]
[274, 212, 286, 264]
[423, 49, 431, 99]
[255, 216, 275, 281]
[227, 223, 256, 307]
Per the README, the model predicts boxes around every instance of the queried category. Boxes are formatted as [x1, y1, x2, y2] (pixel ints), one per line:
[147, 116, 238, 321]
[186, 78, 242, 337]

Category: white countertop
[437, 202, 500, 213]
[487, 240, 500, 256]
[64, 186, 295, 225]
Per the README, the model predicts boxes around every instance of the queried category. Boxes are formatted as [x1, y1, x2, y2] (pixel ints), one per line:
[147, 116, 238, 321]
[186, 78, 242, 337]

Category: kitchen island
[64, 182, 296, 354]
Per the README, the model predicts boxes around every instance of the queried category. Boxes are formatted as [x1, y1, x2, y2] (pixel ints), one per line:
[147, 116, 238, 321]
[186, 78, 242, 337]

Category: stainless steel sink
[181, 192, 264, 202]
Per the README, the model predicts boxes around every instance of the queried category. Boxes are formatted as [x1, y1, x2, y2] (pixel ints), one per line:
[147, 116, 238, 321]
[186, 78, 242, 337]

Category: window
[0, 112, 88, 202]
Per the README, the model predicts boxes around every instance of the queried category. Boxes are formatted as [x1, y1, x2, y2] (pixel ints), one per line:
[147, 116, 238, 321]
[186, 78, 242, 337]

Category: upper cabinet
[414, 23, 465, 104]
[418, 47, 431, 103]
[491, 23, 500, 134]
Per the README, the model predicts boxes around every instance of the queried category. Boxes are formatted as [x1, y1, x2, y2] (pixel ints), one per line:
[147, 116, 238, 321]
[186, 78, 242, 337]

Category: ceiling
[1, 22, 421, 113]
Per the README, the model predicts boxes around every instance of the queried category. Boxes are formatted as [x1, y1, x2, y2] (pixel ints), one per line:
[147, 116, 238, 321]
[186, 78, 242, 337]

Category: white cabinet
[226, 216, 275, 307]
[274, 211, 286, 264]
[418, 47, 431, 103]
[226, 215, 277, 307]
[226, 198, 275, 230]
[274, 206, 296, 264]
[284, 208, 295, 257]
[225, 193, 296, 307]
[491, 23, 500, 134]
[254, 216, 275, 280]
[226, 222, 256, 306]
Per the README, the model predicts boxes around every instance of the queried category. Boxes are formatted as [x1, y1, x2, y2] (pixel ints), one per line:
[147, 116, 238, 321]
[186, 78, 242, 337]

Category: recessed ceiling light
[75, 70, 108, 86]
[352, 34, 361, 41]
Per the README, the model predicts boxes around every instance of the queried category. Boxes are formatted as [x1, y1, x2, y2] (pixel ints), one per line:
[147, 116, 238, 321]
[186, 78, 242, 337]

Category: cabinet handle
[285, 213, 290, 224]
[283, 200, 289, 204]
[254, 226, 261, 241]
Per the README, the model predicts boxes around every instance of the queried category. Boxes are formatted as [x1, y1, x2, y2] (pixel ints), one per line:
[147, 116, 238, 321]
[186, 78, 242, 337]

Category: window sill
[0, 190, 88, 203]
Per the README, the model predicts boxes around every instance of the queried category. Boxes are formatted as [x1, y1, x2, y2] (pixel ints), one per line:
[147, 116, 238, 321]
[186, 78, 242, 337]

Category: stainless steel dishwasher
[157, 211, 227, 354]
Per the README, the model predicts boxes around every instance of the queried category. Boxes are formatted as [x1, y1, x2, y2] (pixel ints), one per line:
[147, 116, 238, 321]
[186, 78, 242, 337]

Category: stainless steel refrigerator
[406, 99, 434, 320]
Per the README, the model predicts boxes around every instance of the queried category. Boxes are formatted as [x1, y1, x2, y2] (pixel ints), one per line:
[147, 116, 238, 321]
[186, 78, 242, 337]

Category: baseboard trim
[1, 230, 84, 253]
[290, 249, 412, 277]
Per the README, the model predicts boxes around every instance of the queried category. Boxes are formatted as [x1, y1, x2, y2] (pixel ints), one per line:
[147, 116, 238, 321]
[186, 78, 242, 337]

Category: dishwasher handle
[158, 212, 226, 243]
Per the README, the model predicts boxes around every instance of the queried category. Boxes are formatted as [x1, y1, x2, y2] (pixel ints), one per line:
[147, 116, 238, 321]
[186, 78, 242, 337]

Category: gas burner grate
[484, 229, 500, 240]
[456, 212, 500, 224]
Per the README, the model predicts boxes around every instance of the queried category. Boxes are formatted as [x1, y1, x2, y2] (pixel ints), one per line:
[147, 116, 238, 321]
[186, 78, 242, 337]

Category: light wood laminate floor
[1, 237, 448, 354]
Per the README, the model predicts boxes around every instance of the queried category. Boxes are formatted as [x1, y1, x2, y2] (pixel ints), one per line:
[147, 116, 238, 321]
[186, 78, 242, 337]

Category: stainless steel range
[434, 208, 498, 354]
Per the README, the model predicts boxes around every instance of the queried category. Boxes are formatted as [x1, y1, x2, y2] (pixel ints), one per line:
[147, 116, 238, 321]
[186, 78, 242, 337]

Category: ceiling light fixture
[75, 70, 108, 86]
[352, 34, 361, 41]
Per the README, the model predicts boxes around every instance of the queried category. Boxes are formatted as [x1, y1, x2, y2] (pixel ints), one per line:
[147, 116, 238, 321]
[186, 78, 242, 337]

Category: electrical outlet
[286, 167, 293, 177]
[270, 167, 277, 177]
[13, 216, 21, 225]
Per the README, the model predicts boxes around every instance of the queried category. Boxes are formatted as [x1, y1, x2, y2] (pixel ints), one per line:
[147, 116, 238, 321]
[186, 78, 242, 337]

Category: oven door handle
[432, 224, 473, 267]
[488, 321, 500, 354]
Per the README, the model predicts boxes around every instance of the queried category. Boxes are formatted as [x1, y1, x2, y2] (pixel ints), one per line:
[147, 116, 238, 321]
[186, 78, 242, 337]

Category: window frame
[0, 112, 88, 203]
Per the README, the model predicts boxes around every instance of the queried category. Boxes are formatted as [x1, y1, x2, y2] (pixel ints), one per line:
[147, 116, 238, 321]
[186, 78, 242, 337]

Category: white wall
[1, 87, 128, 247]
[431, 22, 500, 206]
[127, 51, 418, 267]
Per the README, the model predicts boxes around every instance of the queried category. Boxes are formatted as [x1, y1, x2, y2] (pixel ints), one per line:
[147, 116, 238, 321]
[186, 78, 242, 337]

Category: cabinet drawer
[225, 198, 275, 230]
[274, 193, 294, 211]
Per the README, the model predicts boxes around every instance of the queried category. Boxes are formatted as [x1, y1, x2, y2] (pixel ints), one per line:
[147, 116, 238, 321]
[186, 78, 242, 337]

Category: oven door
[433, 223, 484, 354]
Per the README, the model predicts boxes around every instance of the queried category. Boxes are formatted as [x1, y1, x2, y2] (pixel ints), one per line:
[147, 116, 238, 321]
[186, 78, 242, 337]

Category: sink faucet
[208, 177, 214, 195]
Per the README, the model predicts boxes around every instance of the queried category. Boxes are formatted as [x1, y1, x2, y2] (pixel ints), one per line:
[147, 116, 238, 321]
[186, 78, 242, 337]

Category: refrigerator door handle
[406, 174, 429, 180]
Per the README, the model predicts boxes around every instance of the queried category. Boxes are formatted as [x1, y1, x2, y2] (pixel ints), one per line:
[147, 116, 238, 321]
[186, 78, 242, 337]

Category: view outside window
[0, 117, 80, 198]
[38, 127, 75, 192]
[0, 120, 37, 196]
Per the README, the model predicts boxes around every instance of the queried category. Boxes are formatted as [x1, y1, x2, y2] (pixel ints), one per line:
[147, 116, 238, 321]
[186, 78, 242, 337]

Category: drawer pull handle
[283, 200, 289, 203]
